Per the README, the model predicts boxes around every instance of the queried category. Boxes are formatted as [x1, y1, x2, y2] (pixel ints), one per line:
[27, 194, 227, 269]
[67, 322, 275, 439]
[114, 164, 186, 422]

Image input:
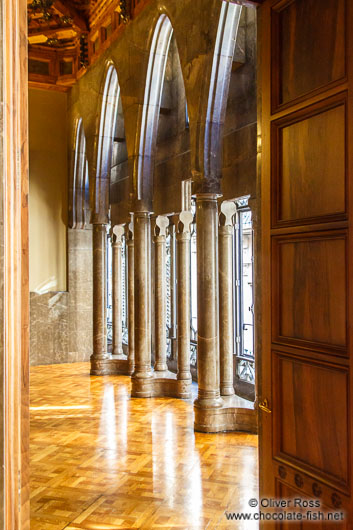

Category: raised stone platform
[131, 370, 192, 399]
[194, 394, 257, 434]
[90, 354, 133, 376]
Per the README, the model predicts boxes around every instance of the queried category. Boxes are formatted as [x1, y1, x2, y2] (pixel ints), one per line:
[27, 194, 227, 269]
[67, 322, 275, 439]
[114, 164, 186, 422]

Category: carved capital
[154, 215, 169, 238]
[125, 218, 134, 243]
[177, 210, 193, 235]
[219, 200, 236, 227]
[112, 224, 124, 245]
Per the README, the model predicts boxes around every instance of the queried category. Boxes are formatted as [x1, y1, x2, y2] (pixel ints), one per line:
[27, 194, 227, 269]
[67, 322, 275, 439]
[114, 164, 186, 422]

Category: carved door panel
[259, 0, 353, 527]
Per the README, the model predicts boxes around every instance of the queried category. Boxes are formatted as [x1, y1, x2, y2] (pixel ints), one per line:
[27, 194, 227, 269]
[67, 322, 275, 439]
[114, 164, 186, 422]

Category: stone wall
[30, 1, 258, 369]
[30, 229, 93, 366]
[67, 1, 257, 221]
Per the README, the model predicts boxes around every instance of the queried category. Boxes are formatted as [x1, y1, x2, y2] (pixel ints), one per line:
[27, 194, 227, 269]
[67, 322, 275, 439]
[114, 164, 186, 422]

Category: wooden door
[259, 0, 353, 527]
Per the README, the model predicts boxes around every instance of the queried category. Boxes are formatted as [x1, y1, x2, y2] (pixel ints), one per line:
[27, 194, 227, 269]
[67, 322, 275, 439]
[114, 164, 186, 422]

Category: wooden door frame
[2, 0, 30, 528]
[6, 0, 269, 528]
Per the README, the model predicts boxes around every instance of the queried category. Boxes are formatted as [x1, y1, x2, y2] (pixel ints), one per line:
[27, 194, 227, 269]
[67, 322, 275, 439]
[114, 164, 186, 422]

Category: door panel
[272, 0, 346, 107]
[273, 97, 347, 224]
[259, 0, 353, 527]
[274, 233, 347, 350]
[273, 353, 349, 487]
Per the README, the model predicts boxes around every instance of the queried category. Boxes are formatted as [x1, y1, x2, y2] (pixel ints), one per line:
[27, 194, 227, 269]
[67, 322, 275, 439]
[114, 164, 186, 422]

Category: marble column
[219, 201, 236, 396]
[131, 212, 153, 396]
[126, 219, 135, 375]
[154, 216, 169, 372]
[194, 194, 223, 415]
[111, 225, 125, 357]
[91, 223, 108, 373]
[176, 211, 193, 397]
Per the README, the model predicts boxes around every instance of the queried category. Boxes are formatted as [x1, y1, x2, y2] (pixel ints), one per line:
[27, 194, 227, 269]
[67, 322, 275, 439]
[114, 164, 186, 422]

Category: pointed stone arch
[70, 117, 89, 229]
[135, 14, 174, 210]
[92, 63, 120, 224]
[203, 1, 242, 186]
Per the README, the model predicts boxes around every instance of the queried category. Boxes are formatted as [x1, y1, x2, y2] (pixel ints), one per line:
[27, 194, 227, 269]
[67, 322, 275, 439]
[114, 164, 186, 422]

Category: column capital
[134, 210, 152, 219]
[125, 219, 134, 243]
[93, 222, 108, 233]
[219, 200, 236, 228]
[111, 224, 124, 245]
[176, 210, 193, 236]
[91, 213, 110, 225]
[154, 215, 169, 238]
[194, 193, 222, 203]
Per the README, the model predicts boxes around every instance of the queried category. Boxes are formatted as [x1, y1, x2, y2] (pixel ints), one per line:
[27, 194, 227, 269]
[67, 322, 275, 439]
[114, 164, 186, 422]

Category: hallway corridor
[29, 363, 258, 529]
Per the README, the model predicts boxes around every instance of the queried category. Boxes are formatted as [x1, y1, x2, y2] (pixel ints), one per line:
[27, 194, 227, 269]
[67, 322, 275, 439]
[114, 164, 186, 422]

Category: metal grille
[107, 234, 113, 345]
[121, 238, 128, 344]
[166, 232, 172, 358]
[234, 197, 255, 384]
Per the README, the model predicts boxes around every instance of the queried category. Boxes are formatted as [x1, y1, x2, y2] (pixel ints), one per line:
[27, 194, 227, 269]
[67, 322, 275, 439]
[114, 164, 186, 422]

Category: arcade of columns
[68, 0, 258, 435]
[90, 194, 257, 434]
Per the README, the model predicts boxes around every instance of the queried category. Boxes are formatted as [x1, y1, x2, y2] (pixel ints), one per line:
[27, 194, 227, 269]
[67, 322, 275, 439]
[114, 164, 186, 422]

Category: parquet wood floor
[30, 363, 259, 529]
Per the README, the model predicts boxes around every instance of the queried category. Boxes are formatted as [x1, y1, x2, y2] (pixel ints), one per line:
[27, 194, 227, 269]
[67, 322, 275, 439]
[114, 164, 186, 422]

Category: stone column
[154, 216, 169, 372]
[131, 212, 153, 396]
[219, 201, 236, 396]
[194, 194, 223, 416]
[111, 224, 125, 357]
[176, 211, 193, 397]
[91, 223, 108, 373]
[126, 219, 135, 375]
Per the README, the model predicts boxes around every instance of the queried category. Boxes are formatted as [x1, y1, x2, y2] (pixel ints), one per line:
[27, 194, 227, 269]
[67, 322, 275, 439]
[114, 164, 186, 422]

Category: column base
[131, 371, 193, 399]
[220, 384, 235, 397]
[131, 373, 154, 397]
[112, 348, 124, 356]
[90, 355, 130, 376]
[128, 362, 135, 376]
[154, 362, 168, 372]
[176, 378, 192, 399]
[194, 394, 257, 433]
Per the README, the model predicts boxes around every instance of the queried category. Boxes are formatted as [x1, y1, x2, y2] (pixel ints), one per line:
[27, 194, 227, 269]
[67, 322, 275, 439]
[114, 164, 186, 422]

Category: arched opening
[137, 14, 173, 203]
[70, 118, 90, 229]
[93, 64, 120, 222]
[94, 65, 128, 354]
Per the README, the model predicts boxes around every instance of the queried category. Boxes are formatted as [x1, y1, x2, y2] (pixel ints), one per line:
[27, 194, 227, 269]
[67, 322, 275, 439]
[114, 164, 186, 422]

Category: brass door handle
[259, 398, 272, 414]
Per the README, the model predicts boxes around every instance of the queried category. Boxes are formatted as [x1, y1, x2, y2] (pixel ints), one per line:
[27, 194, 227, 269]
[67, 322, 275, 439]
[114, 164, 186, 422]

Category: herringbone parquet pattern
[30, 363, 258, 529]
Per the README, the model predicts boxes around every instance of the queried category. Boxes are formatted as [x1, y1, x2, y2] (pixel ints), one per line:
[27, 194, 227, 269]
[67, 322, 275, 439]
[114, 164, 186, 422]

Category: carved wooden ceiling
[28, 0, 138, 90]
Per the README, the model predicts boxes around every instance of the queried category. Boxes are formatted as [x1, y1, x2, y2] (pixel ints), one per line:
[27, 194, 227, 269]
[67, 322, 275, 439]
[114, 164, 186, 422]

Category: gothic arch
[92, 62, 120, 224]
[204, 1, 242, 183]
[135, 14, 174, 209]
[70, 117, 89, 229]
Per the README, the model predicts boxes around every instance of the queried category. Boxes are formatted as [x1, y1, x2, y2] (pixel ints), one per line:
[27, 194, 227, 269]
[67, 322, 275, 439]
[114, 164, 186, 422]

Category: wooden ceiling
[28, 0, 133, 90]
[28, 0, 96, 50]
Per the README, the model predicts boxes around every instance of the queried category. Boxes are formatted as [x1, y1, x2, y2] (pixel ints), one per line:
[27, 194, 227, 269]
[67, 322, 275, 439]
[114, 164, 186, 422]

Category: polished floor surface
[30, 363, 259, 529]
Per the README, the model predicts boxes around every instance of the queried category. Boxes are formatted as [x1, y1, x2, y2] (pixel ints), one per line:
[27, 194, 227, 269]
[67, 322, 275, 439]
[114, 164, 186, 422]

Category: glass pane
[241, 209, 254, 358]
[166, 232, 172, 358]
[107, 235, 113, 345]
[190, 201, 197, 341]
[121, 239, 128, 345]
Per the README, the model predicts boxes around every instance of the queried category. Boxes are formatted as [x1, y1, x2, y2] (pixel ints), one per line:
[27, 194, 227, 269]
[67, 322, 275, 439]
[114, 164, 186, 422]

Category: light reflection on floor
[30, 362, 259, 529]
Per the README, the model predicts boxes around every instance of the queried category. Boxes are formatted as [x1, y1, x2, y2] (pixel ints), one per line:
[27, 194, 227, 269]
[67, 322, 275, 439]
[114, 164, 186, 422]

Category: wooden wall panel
[274, 353, 349, 488]
[259, 0, 353, 523]
[274, 234, 347, 350]
[272, 0, 346, 107]
[273, 98, 346, 224]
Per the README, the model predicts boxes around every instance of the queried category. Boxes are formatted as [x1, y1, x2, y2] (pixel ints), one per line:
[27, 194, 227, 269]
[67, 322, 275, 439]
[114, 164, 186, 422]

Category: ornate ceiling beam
[53, 0, 88, 32]
[28, 24, 75, 37]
